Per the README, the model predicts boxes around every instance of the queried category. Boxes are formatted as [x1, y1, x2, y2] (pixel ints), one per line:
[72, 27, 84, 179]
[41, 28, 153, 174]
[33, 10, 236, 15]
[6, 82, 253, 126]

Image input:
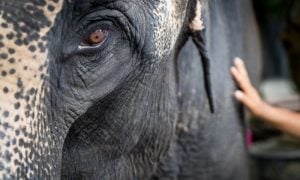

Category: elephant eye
[80, 29, 109, 48]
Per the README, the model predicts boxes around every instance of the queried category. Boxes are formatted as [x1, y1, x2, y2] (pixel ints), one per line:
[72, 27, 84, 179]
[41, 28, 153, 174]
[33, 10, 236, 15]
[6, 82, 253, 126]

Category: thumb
[234, 90, 256, 111]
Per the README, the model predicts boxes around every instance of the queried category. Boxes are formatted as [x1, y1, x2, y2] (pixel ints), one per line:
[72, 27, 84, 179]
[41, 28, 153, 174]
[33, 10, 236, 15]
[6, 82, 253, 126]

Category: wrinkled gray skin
[156, 1, 262, 179]
[0, 0, 261, 179]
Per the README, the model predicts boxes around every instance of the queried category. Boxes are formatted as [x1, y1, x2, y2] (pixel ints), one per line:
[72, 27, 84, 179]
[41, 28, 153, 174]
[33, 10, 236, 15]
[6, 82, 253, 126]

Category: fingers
[234, 58, 250, 83]
[234, 90, 256, 112]
[230, 66, 249, 92]
[235, 90, 264, 116]
[231, 66, 242, 85]
[231, 58, 264, 116]
[231, 57, 253, 92]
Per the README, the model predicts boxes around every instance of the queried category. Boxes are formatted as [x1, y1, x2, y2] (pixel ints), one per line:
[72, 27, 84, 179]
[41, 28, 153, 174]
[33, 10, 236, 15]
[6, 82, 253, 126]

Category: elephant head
[0, 0, 215, 179]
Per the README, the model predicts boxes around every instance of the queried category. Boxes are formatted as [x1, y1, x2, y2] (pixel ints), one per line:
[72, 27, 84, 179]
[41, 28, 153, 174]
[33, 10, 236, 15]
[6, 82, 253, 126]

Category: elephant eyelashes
[79, 29, 109, 49]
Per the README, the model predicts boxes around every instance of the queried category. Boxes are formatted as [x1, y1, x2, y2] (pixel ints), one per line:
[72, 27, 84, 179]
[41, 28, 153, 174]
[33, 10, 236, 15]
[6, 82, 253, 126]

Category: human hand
[231, 57, 266, 117]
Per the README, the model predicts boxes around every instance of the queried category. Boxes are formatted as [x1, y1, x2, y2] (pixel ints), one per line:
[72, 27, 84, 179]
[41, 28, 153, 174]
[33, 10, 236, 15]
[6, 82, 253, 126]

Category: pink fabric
[246, 129, 253, 149]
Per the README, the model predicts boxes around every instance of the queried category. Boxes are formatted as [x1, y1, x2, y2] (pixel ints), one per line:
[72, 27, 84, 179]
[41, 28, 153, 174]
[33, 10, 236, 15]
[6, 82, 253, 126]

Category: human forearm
[258, 103, 300, 138]
[231, 58, 300, 139]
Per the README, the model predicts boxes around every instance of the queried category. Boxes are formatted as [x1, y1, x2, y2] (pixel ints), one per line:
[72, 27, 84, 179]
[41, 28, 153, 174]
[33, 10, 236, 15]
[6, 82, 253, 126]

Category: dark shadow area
[250, 1, 300, 179]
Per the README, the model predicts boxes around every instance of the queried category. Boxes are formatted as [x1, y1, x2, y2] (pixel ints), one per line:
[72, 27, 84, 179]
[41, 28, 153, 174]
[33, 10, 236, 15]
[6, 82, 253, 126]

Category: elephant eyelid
[78, 29, 110, 50]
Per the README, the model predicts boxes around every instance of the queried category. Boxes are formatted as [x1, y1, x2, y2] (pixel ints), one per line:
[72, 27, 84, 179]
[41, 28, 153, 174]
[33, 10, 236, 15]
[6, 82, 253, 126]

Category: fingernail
[235, 91, 243, 99]
[235, 57, 244, 65]
[234, 57, 238, 64]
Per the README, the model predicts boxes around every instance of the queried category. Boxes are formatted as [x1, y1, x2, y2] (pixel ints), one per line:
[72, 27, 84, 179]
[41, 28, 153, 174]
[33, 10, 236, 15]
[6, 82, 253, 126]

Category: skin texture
[231, 58, 300, 139]
[0, 0, 64, 178]
[154, 1, 262, 179]
[0, 0, 262, 179]
[0, 0, 189, 179]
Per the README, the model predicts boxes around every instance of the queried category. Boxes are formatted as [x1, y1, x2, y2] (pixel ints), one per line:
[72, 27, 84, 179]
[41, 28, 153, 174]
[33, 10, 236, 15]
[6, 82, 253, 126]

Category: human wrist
[252, 100, 269, 118]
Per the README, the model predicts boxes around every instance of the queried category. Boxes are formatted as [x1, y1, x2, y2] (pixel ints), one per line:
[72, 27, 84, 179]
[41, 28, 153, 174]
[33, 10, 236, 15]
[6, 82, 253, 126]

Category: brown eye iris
[81, 29, 108, 47]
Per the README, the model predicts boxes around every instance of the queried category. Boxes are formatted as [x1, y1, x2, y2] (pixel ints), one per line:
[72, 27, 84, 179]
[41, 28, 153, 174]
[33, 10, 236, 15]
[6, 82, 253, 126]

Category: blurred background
[249, 0, 300, 179]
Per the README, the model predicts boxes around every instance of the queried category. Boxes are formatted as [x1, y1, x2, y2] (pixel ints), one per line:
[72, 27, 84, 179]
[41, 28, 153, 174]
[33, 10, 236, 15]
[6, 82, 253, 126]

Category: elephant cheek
[0, 0, 63, 178]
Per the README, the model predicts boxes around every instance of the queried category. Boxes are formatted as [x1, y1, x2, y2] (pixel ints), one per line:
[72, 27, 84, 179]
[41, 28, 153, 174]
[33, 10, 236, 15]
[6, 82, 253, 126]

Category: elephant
[0, 0, 262, 179]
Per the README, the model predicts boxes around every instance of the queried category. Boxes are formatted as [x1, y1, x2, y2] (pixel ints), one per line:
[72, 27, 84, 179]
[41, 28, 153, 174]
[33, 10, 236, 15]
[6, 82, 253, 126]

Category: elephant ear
[189, 0, 215, 113]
